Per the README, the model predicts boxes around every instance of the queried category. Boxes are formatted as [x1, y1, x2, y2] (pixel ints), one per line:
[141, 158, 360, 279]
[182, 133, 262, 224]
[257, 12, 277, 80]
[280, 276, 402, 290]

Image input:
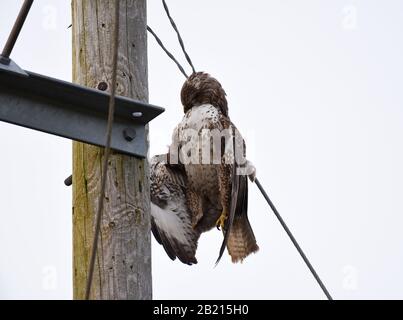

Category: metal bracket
[0, 64, 164, 158]
[0, 58, 28, 76]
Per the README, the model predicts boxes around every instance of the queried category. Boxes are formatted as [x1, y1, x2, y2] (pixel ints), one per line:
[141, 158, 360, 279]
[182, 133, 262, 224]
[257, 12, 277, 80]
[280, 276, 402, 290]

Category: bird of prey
[150, 72, 258, 265]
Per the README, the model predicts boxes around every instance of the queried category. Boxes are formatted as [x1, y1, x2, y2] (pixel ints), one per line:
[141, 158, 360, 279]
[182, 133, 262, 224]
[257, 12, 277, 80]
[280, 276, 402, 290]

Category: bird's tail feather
[227, 214, 259, 263]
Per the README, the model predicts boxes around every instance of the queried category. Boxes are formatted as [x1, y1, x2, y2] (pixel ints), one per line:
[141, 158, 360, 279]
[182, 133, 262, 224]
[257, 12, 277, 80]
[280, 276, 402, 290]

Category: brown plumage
[181, 72, 228, 116]
[151, 72, 258, 264]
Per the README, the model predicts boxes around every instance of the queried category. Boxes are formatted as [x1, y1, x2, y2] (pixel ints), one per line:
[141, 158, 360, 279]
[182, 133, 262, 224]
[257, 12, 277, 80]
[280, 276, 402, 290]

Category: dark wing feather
[215, 122, 258, 264]
[150, 155, 200, 265]
[215, 158, 239, 265]
[151, 219, 177, 261]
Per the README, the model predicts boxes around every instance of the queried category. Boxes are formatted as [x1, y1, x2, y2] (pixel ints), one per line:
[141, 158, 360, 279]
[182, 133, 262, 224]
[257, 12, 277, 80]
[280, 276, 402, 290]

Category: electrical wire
[147, 25, 189, 79]
[162, 0, 196, 74]
[254, 178, 333, 300]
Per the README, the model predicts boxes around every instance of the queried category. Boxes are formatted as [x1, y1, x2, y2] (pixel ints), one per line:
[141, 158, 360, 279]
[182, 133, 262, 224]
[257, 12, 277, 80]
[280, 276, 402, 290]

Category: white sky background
[0, 0, 403, 300]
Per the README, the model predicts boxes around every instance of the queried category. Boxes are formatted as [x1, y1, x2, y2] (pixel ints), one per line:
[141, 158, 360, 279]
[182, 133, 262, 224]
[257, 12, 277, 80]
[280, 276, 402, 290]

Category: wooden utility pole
[71, 0, 152, 300]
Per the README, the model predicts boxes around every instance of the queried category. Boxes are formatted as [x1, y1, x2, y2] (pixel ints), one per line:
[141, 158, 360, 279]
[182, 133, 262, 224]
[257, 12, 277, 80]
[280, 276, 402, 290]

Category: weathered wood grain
[71, 0, 151, 300]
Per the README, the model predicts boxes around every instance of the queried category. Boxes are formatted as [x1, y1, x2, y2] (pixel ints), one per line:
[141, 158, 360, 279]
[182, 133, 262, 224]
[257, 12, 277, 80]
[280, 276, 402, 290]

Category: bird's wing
[150, 155, 200, 265]
[215, 118, 258, 264]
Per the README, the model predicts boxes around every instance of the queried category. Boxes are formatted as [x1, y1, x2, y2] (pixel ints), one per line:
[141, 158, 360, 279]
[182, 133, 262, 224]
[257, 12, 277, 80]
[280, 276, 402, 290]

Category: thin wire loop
[162, 0, 196, 74]
[147, 26, 189, 78]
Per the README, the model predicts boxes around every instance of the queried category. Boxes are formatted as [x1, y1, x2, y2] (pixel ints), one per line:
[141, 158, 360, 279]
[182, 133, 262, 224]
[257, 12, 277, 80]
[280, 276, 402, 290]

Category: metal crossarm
[0, 66, 164, 157]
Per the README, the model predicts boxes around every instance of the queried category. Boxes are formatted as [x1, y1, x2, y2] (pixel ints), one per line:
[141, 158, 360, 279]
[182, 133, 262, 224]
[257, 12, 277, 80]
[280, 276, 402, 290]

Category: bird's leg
[216, 208, 228, 230]
[216, 164, 231, 231]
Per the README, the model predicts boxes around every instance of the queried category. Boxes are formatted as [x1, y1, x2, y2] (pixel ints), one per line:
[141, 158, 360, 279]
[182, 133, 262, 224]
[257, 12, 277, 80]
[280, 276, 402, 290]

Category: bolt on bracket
[0, 61, 164, 158]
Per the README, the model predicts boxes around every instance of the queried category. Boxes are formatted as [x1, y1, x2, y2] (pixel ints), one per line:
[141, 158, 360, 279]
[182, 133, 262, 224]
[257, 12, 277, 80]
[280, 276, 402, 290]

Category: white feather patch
[150, 203, 190, 245]
[184, 104, 219, 131]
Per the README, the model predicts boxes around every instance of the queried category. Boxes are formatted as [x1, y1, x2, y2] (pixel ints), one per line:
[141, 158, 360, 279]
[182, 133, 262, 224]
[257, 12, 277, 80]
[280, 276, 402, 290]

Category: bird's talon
[216, 211, 227, 230]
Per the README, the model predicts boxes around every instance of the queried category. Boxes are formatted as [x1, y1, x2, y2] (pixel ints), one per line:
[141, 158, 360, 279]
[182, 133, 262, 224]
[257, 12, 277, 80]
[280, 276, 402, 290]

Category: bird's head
[180, 72, 228, 116]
